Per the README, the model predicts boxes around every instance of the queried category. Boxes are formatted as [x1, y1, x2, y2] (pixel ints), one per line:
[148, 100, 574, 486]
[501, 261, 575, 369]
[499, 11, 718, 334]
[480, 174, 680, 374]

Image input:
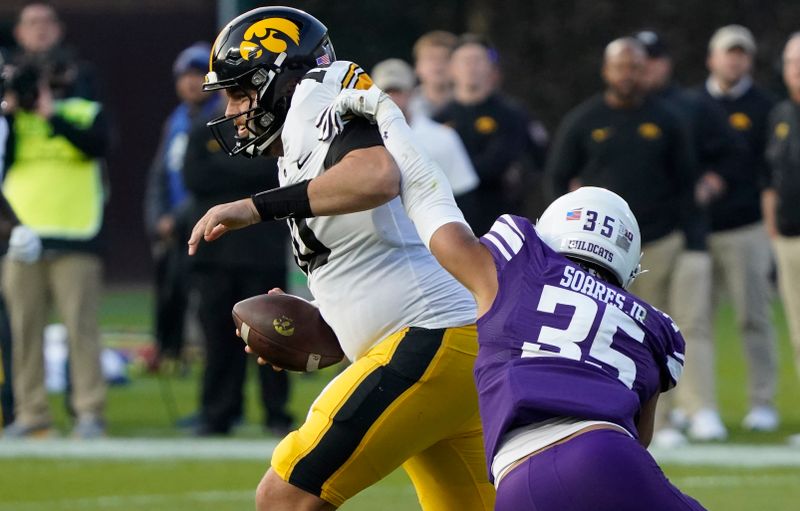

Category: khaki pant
[671, 251, 716, 414]
[708, 223, 777, 408]
[629, 230, 684, 429]
[2, 253, 106, 426]
[773, 234, 800, 376]
[629, 231, 685, 313]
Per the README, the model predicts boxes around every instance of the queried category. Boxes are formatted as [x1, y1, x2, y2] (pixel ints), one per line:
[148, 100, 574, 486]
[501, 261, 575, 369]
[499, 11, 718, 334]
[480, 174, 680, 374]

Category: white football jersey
[278, 61, 476, 361]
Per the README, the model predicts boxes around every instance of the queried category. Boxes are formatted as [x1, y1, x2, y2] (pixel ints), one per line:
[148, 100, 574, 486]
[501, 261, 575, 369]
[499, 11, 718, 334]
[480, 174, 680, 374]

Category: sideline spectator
[182, 102, 294, 437]
[765, 33, 800, 441]
[547, 37, 695, 321]
[634, 29, 736, 443]
[701, 25, 779, 432]
[409, 30, 457, 120]
[144, 43, 217, 361]
[436, 34, 546, 234]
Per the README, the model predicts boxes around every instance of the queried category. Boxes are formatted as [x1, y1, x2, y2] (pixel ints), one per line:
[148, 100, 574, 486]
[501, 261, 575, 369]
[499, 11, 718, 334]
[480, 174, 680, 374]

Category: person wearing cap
[634, 30, 738, 444]
[371, 58, 479, 216]
[765, 33, 800, 445]
[701, 25, 779, 433]
[144, 43, 294, 436]
[435, 34, 547, 235]
[144, 42, 219, 363]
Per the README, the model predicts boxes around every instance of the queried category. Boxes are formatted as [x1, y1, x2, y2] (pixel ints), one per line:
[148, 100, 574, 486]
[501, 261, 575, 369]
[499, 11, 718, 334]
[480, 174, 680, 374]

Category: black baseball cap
[633, 30, 669, 58]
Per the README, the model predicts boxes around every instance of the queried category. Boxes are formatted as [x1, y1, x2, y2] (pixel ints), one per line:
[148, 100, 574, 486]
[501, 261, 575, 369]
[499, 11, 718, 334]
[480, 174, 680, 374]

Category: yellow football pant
[271, 325, 495, 509]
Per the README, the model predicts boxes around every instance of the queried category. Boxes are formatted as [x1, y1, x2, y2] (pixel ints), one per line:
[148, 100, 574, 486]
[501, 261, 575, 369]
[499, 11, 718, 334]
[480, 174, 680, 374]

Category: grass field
[1, 286, 799, 510]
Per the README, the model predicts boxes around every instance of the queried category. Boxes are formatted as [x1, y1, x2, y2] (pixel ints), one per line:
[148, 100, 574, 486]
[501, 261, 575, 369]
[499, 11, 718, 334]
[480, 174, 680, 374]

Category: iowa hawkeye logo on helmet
[240, 18, 300, 61]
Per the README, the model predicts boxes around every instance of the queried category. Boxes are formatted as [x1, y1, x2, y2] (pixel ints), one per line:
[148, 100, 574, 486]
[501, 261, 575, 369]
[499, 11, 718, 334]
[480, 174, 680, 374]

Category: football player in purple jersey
[429, 188, 707, 510]
[315, 88, 708, 510]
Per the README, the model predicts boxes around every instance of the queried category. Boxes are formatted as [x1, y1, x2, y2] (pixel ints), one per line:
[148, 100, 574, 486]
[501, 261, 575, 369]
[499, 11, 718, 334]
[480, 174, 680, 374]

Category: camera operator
[1, 55, 110, 439]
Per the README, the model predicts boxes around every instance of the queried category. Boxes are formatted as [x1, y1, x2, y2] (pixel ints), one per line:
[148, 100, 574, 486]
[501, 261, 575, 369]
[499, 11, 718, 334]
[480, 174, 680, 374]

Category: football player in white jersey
[188, 6, 494, 511]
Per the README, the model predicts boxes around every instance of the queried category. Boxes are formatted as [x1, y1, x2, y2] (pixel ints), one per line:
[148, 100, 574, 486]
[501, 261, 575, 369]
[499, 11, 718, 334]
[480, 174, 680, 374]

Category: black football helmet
[204, 6, 335, 157]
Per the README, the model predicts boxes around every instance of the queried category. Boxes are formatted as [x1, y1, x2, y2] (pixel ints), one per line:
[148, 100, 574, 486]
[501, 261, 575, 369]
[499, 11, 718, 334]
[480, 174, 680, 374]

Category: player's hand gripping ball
[232, 293, 344, 371]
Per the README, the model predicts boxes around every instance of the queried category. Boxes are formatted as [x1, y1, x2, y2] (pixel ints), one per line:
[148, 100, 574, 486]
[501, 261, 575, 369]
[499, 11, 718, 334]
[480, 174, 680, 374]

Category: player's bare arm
[188, 145, 401, 255]
[636, 393, 659, 447]
[428, 223, 498, 317]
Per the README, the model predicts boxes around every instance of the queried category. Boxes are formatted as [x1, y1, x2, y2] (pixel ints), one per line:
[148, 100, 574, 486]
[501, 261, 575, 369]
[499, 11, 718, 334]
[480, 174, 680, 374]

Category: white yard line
[1, 439, 800, 468]
[0, 438, 279, 460]
[674, 474, 800, 488]
[649, 445, 800, 467]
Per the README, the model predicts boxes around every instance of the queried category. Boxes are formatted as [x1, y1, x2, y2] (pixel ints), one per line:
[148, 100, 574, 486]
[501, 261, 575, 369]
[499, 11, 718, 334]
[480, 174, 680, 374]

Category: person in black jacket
[144, 43, 217, 361]
[182, 101, 293, 437]
[700, 25, 779, 433]
[546, 37, 695, 321]
[765, 34, 800, 445]
[435, 34, 547, 235]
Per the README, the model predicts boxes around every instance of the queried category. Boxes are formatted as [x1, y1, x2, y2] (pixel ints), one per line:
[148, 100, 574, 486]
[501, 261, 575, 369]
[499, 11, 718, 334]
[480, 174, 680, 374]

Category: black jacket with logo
[659, 84, 739, 250]
[766, 99, 800, 236]
[182, 113, 288, 270]
[434, 93, 542, 234]
[698, 83, 775, 232]
[546, 94, 696, 244]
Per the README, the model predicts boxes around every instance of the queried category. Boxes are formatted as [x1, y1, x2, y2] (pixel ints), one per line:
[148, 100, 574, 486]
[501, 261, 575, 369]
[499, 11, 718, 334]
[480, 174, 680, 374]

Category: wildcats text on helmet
[563, 238, 615, 263]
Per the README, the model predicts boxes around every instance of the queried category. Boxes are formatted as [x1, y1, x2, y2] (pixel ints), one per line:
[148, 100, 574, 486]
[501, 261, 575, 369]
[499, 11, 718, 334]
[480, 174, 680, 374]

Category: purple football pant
[495, 429, 706, 511]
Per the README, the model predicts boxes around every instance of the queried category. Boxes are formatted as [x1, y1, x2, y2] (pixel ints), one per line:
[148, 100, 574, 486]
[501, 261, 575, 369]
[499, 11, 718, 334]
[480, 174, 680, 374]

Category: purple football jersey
[477, 215, 685, 479]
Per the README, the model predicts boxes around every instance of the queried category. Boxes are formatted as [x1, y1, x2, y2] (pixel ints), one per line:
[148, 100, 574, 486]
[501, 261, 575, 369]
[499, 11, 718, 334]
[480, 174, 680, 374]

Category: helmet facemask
[204, 53, 288, 157]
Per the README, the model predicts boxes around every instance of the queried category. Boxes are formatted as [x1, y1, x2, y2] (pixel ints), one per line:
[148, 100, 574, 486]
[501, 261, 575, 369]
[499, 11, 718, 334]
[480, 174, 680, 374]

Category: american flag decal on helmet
[316, 54, 331, 66]
[566, 208, 582, 221]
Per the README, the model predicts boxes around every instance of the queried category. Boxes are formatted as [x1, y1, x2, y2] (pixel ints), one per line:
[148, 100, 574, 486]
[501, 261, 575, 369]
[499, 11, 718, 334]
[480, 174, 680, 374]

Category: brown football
[232, 293, 344, 372]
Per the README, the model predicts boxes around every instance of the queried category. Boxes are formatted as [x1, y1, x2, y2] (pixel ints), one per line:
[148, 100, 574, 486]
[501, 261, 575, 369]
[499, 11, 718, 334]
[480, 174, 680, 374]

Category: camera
[7, 50, 79, 111]
[7, 60, 41, 111]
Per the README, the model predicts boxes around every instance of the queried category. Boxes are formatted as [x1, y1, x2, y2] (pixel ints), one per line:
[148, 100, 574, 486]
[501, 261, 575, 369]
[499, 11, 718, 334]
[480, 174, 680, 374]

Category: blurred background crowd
[0, 0, 799, 450]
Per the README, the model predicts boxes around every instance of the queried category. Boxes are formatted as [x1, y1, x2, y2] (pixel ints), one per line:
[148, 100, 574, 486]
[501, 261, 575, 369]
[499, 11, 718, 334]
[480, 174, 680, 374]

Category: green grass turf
[0, 460, 798, 511]
[2, 287, 798, 510]
[666, 466, 800, 511]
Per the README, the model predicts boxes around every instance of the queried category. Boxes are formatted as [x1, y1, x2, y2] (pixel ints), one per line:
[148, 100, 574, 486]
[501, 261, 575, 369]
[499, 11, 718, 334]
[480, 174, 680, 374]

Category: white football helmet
[536, 187, 642, 289]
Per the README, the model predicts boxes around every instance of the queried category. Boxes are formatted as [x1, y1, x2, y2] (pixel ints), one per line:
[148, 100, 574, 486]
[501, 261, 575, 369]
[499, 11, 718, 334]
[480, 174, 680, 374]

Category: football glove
[315, 85, 386, 141]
